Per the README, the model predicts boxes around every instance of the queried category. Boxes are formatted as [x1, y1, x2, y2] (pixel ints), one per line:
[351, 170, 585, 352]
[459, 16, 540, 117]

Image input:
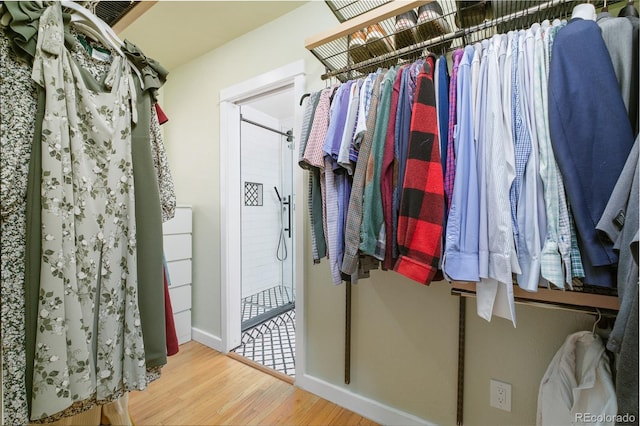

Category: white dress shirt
[476, 35, 520, 326]
[514, 25, 546, 292]
[537, 331, 617, 426]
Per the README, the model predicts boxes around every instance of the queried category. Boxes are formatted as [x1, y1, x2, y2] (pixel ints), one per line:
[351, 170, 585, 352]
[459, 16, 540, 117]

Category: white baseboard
[191, 327, 223, 352]
[295, 374, 435, 426]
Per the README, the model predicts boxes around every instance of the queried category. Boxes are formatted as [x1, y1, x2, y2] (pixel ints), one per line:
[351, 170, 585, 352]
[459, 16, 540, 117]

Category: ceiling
[119, 1, 307, 71]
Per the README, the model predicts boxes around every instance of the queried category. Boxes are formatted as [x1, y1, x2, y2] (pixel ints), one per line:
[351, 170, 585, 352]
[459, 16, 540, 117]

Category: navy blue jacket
[549, 18, 634, 287]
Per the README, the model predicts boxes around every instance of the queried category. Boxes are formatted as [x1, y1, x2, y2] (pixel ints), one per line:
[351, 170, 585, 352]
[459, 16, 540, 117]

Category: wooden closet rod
[451, 282, 620, 312]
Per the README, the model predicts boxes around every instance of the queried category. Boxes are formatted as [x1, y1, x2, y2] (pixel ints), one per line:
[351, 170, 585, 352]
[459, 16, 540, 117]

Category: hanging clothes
[597, 12, 639, 135]
[323, 82, 354, 284]
[548, 17, 634, 287]
[298, 91, 325, 263]
[442, 45, 479, 283]
[537, 331, 617, 425]
[301, 87, 334, 264]
[341, 73, 384, 276]
[394, 55, 444, 285]
[1, 2, 175, 423]
[360, 67, 397, 261]
[475, 35, 520, 326]
[392, 60, 422, 263]
[381, 65, 406, 270]
[596, 137, 639, 420]
[299, 8, 636, 332]
[0, 24, 37, 426]
[30, 4, 147, 419]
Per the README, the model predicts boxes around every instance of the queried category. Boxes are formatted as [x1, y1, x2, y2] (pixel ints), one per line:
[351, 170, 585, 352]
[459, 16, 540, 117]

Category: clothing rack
[305, 0, 629, 398]
[306, 0, 623, 81]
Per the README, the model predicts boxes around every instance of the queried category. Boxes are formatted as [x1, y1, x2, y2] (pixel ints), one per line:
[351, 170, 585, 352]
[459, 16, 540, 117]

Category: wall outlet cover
[490, 379, 512, 412]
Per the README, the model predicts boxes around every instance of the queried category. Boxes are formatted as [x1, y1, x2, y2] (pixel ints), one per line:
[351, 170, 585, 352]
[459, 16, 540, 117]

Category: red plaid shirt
[394, 55, 444, 285]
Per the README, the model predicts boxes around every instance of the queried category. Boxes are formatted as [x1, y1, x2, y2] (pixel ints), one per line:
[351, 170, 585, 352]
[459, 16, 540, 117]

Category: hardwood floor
[129, 341, 379, 425]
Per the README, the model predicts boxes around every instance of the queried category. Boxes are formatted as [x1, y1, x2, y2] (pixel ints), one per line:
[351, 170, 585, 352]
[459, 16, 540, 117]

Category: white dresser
[162, 205, 193, 345]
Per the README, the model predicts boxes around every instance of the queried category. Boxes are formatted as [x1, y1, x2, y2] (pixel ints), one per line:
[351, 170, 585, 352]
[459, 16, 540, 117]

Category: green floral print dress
[29, 4, 147, 420]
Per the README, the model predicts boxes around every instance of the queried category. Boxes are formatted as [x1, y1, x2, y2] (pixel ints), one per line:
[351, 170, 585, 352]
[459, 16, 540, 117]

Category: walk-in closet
[1, 0, 638, 425]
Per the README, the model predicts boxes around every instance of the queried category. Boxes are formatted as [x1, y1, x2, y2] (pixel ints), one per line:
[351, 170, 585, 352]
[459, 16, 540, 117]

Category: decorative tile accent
[244, 182, 263, 206]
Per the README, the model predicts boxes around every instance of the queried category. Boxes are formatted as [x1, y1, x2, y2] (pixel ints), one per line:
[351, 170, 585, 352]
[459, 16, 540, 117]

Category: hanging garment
[24, 34, 169, 414]
[514, 25, 546, 292]
[1, 3, 173, 423]
[149, 103, 176, 224]
[29, 4, 147, 420]
[597, 12, 639, 135]
[298, 91, 325, 263]
[381, 66, 406, 270]
[337, 81, 361, 175]
[597, 137, 639, 352]
[435, 56, 450, 181]
[163, 261, 179, 357]
[535, 20, 575, 289]
[596, 137, 639, 420]
[509, 30, 531, 248]
[443, 49, 463, 215]
[323, 82, 353, 284]
[392, 60, 422, 261]
[360, 67, 397, 260]
[0, 24, 37, 426]
[302, 86, 334, 258]
[537, 331, 617, 426]
[342, 73, 384, 276]
[154, 103, 169, 125]
[476, 35, 520, 326]
[394, 55, 444, 285]
[442, 45, 479, 282]
[548, 17, 634, 287]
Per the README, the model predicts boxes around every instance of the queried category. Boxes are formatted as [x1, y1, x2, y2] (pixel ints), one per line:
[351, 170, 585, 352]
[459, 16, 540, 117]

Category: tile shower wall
[241, 116, 284, 299]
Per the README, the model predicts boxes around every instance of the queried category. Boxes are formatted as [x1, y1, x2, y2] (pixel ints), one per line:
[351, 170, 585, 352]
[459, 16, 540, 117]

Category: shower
[273, 186, 289, 262]
[234, 103, 296, 377]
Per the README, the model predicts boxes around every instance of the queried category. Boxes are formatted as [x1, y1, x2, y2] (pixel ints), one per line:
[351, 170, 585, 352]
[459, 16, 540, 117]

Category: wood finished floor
[129, 341, 379, 425]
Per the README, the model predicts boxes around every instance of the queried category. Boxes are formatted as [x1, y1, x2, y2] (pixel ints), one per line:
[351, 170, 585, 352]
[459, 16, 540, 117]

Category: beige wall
[156, 1, 334, 337]
[151, 2, 596, 425]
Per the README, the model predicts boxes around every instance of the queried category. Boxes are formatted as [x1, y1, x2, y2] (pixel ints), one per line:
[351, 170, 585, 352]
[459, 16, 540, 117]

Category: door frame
[219, 61, 306, 375]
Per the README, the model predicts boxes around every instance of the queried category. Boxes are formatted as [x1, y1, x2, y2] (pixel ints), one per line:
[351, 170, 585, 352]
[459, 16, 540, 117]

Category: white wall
[154, 2, 597, 425]
[240, 110, 285, 299]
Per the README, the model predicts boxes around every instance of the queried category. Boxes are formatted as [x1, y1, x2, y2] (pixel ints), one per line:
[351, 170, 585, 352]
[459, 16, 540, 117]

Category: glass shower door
[240, 105, 294, 331]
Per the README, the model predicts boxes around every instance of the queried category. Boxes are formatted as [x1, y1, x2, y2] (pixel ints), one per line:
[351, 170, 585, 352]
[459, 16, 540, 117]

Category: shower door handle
[284, 195, 291, 239]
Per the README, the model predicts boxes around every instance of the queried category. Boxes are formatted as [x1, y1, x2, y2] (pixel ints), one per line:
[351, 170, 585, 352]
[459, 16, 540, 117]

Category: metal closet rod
[240, 115, 294, 141]
[321, 0, 569, 80]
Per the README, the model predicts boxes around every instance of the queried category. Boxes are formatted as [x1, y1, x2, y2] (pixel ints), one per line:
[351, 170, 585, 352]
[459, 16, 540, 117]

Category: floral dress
[30, 4, 147, 420]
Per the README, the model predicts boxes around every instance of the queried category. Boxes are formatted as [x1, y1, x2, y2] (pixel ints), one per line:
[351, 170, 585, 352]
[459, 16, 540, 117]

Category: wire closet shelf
[309, 0, 621, 81]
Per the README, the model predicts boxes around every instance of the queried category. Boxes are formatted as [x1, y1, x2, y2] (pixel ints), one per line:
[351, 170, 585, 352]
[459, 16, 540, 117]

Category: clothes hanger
[571, 2, 597, 20]
[619, 0, 640, 17]
[299, 93, 311, 106]
[61, 1, 144, 87]
[62, 1, 124, 54]
[592, 308, 602, 335]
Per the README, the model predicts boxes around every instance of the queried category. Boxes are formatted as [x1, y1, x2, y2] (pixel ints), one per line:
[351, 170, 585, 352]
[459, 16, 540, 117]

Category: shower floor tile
[233, 309, 295, 377]
[242, 285, 294, 323]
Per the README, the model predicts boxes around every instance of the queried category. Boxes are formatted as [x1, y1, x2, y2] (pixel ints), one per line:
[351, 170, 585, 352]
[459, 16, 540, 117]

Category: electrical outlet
[490, 379, 512, 412]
